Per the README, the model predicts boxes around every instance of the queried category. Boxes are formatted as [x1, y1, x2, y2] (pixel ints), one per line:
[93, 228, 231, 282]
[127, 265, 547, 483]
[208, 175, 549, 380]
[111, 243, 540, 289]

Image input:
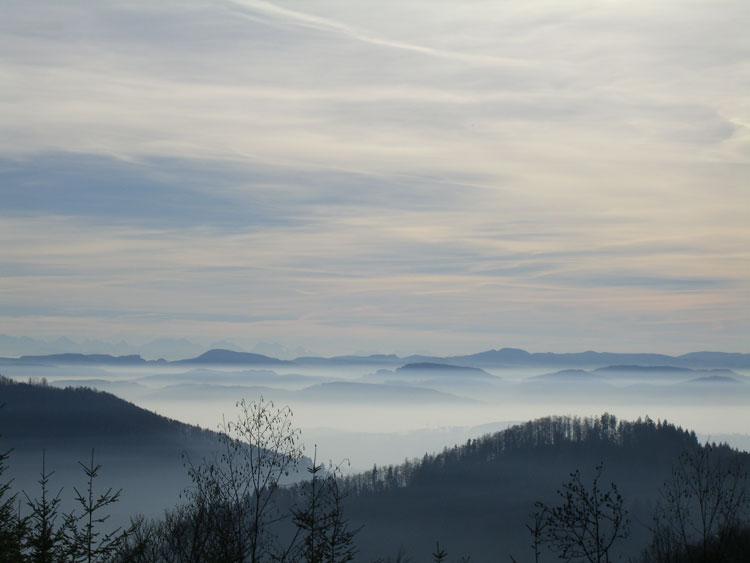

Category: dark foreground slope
[340, 414, 749, 561]
[0, 377, 226, 522]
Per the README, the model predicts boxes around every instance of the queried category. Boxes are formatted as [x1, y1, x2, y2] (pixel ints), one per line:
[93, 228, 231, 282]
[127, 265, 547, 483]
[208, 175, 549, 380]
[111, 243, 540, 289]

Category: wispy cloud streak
[224, 0, 539, 67]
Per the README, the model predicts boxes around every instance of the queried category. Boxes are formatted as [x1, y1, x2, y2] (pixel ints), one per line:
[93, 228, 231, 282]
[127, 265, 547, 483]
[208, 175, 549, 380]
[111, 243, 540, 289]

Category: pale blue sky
[1, 0, 748, 355]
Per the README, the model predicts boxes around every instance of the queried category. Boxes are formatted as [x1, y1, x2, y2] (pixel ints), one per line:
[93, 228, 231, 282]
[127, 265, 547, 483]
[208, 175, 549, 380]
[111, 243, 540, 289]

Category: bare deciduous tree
[643, 443, 749, 563]
[185, 396, 304, 562]
[539, 463, 629, 563]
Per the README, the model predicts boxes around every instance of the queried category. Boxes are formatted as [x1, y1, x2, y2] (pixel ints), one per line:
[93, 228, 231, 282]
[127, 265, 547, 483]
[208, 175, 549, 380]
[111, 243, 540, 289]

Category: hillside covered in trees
[0, 376, 261, 523]
[334, 414, 749, 561]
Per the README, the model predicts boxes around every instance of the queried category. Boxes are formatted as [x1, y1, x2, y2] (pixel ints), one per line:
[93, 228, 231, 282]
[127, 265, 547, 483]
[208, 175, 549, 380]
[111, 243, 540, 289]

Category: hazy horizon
[1, 332, 748, 362]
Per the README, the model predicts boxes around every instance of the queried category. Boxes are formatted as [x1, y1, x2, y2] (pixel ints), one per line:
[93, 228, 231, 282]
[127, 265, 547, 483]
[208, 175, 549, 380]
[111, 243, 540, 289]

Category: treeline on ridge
[340, 413, 700, 494]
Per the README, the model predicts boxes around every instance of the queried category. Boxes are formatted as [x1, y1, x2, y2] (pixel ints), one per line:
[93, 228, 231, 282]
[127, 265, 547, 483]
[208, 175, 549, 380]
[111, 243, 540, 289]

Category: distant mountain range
[3, 346, 749, 369]
[439, 348, 750, 368]
[0, 334, 315, 362]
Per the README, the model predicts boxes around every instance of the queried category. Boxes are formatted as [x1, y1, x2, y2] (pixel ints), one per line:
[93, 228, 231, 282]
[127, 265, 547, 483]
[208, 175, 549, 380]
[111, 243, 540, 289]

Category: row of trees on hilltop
[340, 414, 700, 496]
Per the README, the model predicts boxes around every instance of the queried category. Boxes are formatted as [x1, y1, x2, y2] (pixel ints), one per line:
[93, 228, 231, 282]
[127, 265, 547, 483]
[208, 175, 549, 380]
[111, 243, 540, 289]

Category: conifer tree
[64, 449, 129, 562]
[24, 450, 64, 563]
[0, 418, 25, 562]
[291, 447, 359, 563]
[431, 541, 447, 563]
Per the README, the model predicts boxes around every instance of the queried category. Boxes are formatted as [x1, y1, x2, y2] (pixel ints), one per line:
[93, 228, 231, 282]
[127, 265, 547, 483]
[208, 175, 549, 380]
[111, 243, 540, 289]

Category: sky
[1, 0, 749, 357]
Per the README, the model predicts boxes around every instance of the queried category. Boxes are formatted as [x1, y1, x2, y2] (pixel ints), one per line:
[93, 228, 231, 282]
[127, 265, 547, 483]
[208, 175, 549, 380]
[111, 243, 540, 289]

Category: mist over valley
[2, 345, 748, 473]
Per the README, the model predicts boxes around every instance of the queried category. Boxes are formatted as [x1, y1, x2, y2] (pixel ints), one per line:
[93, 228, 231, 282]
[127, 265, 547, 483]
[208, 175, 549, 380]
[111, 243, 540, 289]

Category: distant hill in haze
[594, 364, 740, 376]
[595, 364, 700, 374]
[676, 351, 750, 368]
[170, 348, 291, 365]
[138, 368, 330, 388]
[291, 354, 401, 366]
[298, 381, 476, 404]
[0, 334, 206, 361]
[362, 363, 501, 393]
[526, 368, 608, 384]
[439, 348, 750, 369]
[1, 348, 288, 366]
[395, 362, 495, 378]
[684, 375, 744, 385]
[290, 348, 750, 369]
[143, 380, 475, 405]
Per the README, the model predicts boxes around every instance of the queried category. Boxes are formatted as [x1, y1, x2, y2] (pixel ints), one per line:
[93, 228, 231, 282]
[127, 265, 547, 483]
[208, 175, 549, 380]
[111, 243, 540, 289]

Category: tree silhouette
[0, 405, 25, 562]
[23, 450, 64, 562]
[539, 463, 629, 563]
[512, 504, 548, 563]
[431, 541, 447, 563]
[642, 443, 749, 563]
[291, 447, 359, 563]
[63, 449, 129, 562]
[184, 396, 304, 562]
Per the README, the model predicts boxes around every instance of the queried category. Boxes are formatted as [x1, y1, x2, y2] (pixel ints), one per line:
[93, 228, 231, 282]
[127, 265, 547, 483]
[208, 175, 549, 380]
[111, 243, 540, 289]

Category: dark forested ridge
[337, 414, 750, 561]
[0, 376, 235, 522]
[0, 375, 217, 448]
[343, 414, 699, 494]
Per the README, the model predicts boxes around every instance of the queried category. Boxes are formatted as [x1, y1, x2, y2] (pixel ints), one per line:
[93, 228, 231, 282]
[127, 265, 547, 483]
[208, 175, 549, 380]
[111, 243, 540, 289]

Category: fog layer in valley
[3, 353, 748, 471]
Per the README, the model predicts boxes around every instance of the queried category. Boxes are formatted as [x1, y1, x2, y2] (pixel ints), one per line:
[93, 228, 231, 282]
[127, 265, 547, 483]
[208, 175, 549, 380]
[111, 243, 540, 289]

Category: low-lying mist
[3, 359, 748, 472]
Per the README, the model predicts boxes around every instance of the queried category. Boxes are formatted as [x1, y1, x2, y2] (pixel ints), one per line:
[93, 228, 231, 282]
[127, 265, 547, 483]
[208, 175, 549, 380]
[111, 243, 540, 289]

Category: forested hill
[0, 376, 231, 521]
[0, 375, 217, 449]
[340, 415, 749, 561]
[343, 414, 700, 493]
